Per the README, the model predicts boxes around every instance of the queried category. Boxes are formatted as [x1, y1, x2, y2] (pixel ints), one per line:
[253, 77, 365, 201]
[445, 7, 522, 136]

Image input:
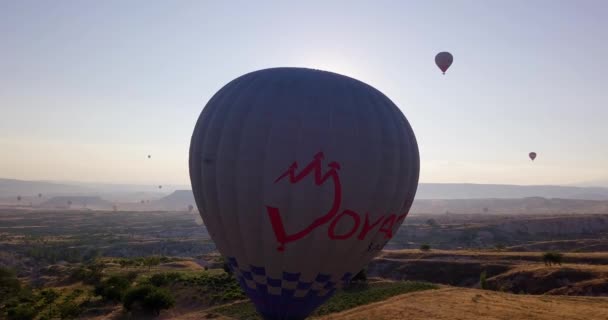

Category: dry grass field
[318, 287, 608, 320]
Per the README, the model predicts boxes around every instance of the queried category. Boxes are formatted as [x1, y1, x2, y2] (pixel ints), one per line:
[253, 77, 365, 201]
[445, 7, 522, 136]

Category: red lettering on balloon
[328, 210, 361, 240]
[378, 214, 397, 239]
[357, 213, 385, 240]
[266, 151, 411, 251]
[266, 152, 342, 251]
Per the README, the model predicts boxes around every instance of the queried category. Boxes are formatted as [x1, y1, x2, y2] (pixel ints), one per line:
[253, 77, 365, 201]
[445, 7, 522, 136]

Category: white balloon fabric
[189, 68, 420, 319]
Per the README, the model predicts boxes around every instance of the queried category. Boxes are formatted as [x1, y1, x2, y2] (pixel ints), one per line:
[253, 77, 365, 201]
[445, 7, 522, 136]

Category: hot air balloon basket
[227, 257, 352, 318]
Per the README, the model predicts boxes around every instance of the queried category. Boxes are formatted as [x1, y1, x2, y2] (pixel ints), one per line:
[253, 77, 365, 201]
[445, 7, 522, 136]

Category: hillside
[369, 250, 608, 296]
[390, 214, 608, 250]
[318, 287, 608, 320]
[0, 178, 93, 197]
[4, 178, 608, 201]
[410, 197, 608, 214]
[415, 183, 608, 200]
[153, 190, 197, 211]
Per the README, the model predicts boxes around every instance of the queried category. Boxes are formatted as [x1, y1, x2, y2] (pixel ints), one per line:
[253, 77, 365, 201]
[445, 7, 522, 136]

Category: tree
[351, 269, 367, 282]
[95, 275, 131, 302]
[7, 304, 37, 320]
[123, 285, 175, 316]
[143, 256, 161, 271]
[0, 267, 21, 301]
[479, 270, 488, 289]
[142, 289, 175, 315]
[58, 302, 82, 320]
[542, 251, 563, 266]
[39, 288, 60, 305]
[420, 244, 431, 251]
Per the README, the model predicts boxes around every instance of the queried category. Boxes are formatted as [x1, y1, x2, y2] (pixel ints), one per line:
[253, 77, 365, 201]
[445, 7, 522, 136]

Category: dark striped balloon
[189, 68, 420, 320]
[435, 51, 453, 74]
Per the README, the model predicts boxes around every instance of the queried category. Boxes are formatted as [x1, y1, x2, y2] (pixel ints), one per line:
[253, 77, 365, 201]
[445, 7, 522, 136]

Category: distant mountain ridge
[415, 183, 608, 200]
[411, 197, 608, 214]
[0, 178, 93, 197]
[153, 190, 196, 211]
[3, 178, 608, 201]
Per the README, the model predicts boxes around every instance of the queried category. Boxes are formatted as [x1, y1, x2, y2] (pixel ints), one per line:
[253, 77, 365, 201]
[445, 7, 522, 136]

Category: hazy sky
[1, 1, 607, 186]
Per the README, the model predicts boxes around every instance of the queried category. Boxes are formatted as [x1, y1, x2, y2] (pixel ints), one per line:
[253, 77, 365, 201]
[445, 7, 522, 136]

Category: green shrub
[345, 269, 368, 291]
[542, 251, 563, 266]
[0, 267, 21, 301]
[123, 285, 153, 311]
[70, 265, 102, 285]
[6, 303, 37, 320]
[351, 269, 367, 282]
[142, 288, 175, 315]
[420, 244, 431, 251]
[148, 272, 182, 287]
[94, 275, 131, 302]
[39, 288, 60, 304]
[58, 302, 82, 319]
[479, 270, 488, 289]
[125, 271, 140, 282]
[143, 256, 161, 270]
[123, 285, 175, 315]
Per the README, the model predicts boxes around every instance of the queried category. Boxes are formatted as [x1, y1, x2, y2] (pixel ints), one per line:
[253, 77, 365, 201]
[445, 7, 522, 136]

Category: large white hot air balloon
[189, 68, 420, 320]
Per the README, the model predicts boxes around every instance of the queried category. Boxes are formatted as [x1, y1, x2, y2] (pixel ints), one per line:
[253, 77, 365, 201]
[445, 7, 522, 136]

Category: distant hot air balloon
[141, 200, 145, 204]
[67, 200, 72, 206]
[148, 155, 151, 159]
[17, 195, 21, 202]
[529, 152, 537, 161]
[435, 51, 453, 74]
[158, 185, 162, 189]
[188, 204, 194, 213]
[38, 193, 42, 198]
[189, 68, 420, 320]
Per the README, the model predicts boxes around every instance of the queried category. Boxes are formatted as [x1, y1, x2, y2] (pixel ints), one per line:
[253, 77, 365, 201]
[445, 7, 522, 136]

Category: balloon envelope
[435, 52, 453, 74]
[529, 152, 537, 161]
[189, 68, 420, 320]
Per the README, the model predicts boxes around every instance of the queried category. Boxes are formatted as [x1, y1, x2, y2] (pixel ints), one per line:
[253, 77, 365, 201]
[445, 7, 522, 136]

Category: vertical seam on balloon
[326, 79, 374, 284]
[278, 70, 309, 319]
[226, 73, 266, 272]
[382, 93, 407, 246]
[372, 88, 403, 243]
[219, 73, 265, 269]
[190, 80, 236, 252]
[354, 84, 390, 268]
[302, 72, 338, 295]
[210, 73, 257, 261]
[394, 102, 419, 217]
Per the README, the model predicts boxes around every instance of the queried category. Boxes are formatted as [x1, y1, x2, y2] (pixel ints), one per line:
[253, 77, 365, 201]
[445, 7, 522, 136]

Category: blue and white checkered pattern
[227, 257, 353, 319]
